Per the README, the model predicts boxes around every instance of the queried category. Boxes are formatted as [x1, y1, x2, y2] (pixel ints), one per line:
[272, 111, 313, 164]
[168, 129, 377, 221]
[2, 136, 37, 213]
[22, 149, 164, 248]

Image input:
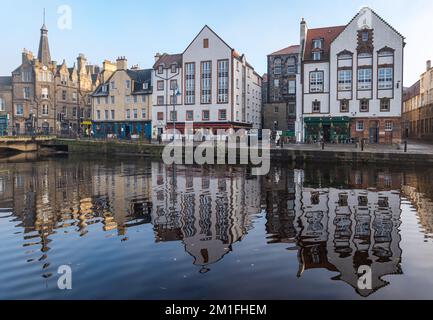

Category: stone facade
[0, 77, 12, 135]
[403, 61, 433, 140]
[11, 24, 100, 135]
[264, 45, 299, 133]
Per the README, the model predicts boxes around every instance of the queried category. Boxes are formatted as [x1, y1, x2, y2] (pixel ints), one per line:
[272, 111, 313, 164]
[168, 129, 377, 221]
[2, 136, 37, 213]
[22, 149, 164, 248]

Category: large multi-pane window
[310, 71, 324, 92]
[288, 80, 296, 94]
[338, 70, 352, 91]
[42, 104, 49, 116]
[185, 63, 195, 105]
[274, 58, 282, 75]
[287, 57, 296, 74]
[218, 60, 229, 103]
[358, 68, 372, 90]
[378, 67, 393, 89]
[201, 61, 212, 104]
[0, 98, 5, 111]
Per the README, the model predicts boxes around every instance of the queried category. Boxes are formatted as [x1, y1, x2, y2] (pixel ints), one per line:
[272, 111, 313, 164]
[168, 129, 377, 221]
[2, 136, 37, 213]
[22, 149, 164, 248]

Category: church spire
[38, 9, 51, 65]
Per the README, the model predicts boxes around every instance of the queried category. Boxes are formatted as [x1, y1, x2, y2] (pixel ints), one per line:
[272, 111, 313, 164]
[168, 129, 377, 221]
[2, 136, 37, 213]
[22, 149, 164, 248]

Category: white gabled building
[152, 26, 262, 139]
[300, 7, 404, 144]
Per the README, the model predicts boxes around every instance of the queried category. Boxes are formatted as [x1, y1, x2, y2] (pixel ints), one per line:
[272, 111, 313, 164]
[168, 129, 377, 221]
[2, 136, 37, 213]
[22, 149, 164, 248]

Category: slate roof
[0, 76, 12, 87]
[304, 26, 345, 62]
[403, 80, 420, 102]
[153, 54, 183, 69]
[93, 69, 153, 97]
[269, 45, 300, 56]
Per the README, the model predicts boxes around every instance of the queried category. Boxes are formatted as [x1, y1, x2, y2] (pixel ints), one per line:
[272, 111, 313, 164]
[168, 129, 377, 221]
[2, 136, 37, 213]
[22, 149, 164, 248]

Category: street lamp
[172, 86, 181, 140]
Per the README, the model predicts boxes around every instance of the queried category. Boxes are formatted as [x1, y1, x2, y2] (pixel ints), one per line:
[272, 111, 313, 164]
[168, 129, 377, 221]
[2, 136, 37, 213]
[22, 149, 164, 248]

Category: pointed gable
[183, 25, 233, 57]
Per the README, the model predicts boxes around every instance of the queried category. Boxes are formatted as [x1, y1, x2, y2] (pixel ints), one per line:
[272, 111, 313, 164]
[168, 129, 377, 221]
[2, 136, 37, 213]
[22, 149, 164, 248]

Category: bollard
[404, 140, 408, 153]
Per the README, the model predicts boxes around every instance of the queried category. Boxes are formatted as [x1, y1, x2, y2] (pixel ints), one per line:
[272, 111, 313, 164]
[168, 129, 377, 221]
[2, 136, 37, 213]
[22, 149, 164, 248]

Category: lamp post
[172, 86, 181, 141]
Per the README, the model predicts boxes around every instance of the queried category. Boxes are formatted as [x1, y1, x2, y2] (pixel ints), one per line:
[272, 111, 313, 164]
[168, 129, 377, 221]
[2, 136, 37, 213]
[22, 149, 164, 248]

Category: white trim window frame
[358, 68, 373, 90]
[378, 67, 393, 90]
[201, 61, 212, 104]
[185, 63, 195, 105]
[338, 70, 352, 91]
[217, 60, 229, 103]
[356, 120, 364, 131]
[310, 71, 324, 93]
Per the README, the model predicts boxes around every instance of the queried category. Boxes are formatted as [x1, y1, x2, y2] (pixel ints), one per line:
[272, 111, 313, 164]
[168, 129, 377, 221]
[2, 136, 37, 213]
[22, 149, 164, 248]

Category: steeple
[38, 9, 51, 65]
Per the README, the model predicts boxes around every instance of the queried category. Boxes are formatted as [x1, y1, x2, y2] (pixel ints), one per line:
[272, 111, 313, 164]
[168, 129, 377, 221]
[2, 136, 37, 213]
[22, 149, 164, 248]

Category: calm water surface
[1, 155, 433, 300]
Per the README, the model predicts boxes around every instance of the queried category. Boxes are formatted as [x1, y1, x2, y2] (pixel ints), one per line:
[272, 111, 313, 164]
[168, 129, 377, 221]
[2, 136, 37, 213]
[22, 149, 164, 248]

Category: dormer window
[143, 83, 149, 90]
[158, 65, 163, 74]
[171, 64, 177, 73]
[313, 39, 323, 49]
[312, 52, 322, 61]
[102, 85, 108, 93]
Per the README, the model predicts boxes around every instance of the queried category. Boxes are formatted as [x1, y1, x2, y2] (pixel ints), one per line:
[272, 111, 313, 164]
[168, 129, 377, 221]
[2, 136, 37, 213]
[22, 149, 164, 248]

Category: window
[111, 110, 115, 119]
[141, 96, 146, 103]
[170, 111, 177, 121]
[185, 62, 195, 104]
[157, 81, 164, 91]
[41, 104, 48, 116]
[170, 79, 178, 90]
[110, 81, 116, 90]
[312, 100, 321, 113]
[126, 109, 131, 119]
[0, 98, 5, 111]
[218, 60, 229, 103]
[157, 96, 164, 106]
[310, 71, 324, 92]
[313, 39, 323, 49]
[133, 109, 138, 119]
[274, 58, 282, 75]
[203, 38, 209, 48]
[274, 79, 279, 88]
[360, 99, 369, 112]
[23, 87, 30, 99]
[41, 87, 49, 99]
[358, 68, 372, 90]
[157, 112, 164, 121]
[22, 71, 31, 82]
[274, 106, 279, 113]
[287, 57, 296, 74]
[288, 80, 296, 94]
[102, 85, 108, 93]
[236, 95, 239, 105]
[16, 104, 24, 115]
[288, 102, 296, 114]
[202, 110, 210, 121]
[143, 83, 149, 90]
[96, 110, 101, 120]
[362, 31, 369, 42]
[141, 108, 146, 119]
[158, 65, 163, 74]
[105, 110, 109, 119]
[171, 64, 177, 73]
[340, 100, 349, 113]
[312, 52, 321, 61]
[133, 95, 138, 104]
[72, 92, 77, 102]
[338, 70, 352, 91]
[126, 80, 131, 89]
[111, 96, 115, 104]
[186, 110, 194, 121]
[380, 98, 390, 112]
[378, 67, 393, 89]
[356, 121, 364, 131]
[385, 120, 393, 131]
[125, 95, 131, 104]
[169, 95, 178, 105]
[201, 61, 212, 104]
[219, 109, 227, 120]
[72, 107, 77, 117]
[62, 90, 67, 101]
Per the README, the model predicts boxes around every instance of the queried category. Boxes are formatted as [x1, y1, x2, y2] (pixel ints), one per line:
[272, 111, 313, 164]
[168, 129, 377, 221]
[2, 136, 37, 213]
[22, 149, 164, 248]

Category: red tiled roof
[153, 53, 183, 69]
[403, 80, 420, 102]
[304, 26, 345, 61]
[269, 45, 300, 56]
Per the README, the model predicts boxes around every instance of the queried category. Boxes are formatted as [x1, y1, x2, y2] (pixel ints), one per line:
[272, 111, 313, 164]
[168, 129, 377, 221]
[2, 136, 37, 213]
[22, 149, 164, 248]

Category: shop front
[304, 117, 351, 143]
[0, 115, 8, 136]
[93, 121, 152, 140]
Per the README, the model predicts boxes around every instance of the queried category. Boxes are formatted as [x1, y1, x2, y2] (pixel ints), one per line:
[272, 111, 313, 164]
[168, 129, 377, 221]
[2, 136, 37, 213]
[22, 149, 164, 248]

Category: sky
[0, 0, 432, 86]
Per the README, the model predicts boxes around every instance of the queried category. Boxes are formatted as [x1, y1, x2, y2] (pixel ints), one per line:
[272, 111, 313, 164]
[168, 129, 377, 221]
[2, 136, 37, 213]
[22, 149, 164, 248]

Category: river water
[0, 155, 433, 300]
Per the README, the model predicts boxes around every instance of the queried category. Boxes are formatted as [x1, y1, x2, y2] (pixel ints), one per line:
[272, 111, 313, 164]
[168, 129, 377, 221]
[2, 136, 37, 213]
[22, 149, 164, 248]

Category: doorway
[369, 121, 379, 144]
[323, 125, 331, 142]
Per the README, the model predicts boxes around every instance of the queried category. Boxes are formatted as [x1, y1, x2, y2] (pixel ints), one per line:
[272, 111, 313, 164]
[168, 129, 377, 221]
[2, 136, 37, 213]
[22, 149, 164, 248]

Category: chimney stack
[116, 56, 128, 70]
[155, 53, 162, 63]
[427, 60, 432, 71]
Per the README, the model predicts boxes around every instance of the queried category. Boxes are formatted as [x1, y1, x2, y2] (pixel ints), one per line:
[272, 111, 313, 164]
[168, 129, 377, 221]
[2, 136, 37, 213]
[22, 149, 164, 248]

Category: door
[369, 127, 379, 144]
[323, 125, 331, 142]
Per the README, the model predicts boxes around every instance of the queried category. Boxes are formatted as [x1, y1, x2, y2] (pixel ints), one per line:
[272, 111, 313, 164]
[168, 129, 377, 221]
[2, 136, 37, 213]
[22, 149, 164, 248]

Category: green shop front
[304, 117, 351, 143]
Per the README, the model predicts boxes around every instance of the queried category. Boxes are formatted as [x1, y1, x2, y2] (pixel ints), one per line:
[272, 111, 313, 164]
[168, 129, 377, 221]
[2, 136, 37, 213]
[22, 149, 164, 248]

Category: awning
[82, 121, 92, 125]
[304, 117, 350, 124]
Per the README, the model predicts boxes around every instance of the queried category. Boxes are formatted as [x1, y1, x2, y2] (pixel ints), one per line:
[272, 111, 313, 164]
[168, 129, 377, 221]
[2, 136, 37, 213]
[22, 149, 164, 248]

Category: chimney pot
[427, 60, 432, 71]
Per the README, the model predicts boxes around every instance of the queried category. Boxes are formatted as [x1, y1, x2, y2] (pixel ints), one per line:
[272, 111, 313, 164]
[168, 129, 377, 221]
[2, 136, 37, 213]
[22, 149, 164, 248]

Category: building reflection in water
[1, 159, 433, 297]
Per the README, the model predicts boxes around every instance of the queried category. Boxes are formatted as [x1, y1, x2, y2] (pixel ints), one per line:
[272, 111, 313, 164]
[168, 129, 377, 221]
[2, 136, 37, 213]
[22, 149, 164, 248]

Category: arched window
[274, 58, 282, 75]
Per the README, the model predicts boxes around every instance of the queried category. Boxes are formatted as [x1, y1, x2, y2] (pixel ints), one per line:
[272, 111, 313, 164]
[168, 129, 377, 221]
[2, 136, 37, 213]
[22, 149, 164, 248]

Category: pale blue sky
[0, 0, 432, 86]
